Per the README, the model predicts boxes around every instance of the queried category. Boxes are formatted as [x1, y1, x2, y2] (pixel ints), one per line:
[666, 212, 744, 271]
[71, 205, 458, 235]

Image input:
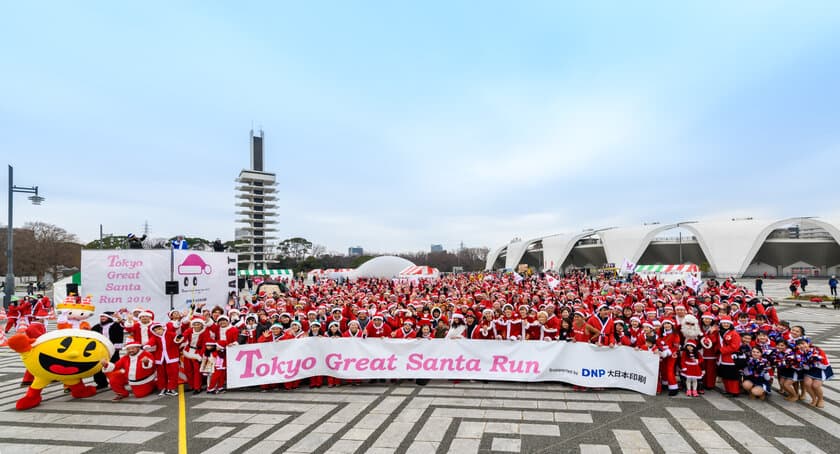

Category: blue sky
[2, 1, 840, 254]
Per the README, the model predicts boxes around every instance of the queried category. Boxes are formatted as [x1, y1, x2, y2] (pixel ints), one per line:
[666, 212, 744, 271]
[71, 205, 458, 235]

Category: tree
[277, 237, 313, 260]
[311, 244, 327, 257]
[0, 222, 82, 280]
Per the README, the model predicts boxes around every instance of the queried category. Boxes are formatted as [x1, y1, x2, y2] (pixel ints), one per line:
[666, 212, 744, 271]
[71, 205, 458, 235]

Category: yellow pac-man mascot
[8, 328, 114, 410]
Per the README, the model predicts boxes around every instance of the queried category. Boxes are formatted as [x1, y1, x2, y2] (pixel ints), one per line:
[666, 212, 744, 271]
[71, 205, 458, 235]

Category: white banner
[81, 250, 170, 317]
[81, 250, 238, 317]
[172, 251, 237, 312]
[227, 339, 659, 395]
[621, 258, 636, 275]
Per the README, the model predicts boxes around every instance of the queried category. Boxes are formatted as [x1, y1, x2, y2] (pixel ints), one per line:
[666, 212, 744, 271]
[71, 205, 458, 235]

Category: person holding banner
[325, 321, 343, 387]
[365, 315, 392, 338]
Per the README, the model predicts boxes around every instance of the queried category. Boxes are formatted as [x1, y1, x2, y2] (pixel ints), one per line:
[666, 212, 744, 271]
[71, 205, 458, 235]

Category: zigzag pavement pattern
[0, 307, 836, 453]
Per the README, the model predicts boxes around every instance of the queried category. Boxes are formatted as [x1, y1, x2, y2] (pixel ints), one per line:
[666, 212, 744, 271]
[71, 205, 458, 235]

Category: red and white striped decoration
[399, 265, 439, 276]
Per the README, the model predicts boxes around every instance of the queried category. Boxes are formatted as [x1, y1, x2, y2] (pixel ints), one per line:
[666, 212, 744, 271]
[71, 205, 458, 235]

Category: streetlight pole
[5, 165, 44, 308]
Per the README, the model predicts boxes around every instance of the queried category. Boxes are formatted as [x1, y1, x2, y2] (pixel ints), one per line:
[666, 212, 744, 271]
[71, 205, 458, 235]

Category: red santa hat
[642, 321, 655, 329]
[190, 316, 205, 324]
[684, 339, 698, 348]
[402, 319, 415, 326]
[124, 341, 142, 349]
[718, 315, 733, 325]
[138, 311, 154, 319]
[629, 316, 641, 324]
[701, 312, 716, 321]
[149, 322, 164, 331]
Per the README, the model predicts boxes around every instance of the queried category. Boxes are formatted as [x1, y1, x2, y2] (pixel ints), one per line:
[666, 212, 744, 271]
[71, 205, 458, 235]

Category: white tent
[634, 264, 701, 284]
[350, 256, 415, 280]
[52, 275, 78, 304]
[398, 265, 440, 280]
[307, 268, 354, 284]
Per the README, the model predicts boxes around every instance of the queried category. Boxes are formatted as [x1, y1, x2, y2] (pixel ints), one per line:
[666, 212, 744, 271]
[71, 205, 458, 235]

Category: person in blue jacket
[171, 235, 189, 249]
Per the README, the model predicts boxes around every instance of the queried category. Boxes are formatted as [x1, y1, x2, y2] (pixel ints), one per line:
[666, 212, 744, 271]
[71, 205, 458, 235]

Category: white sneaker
[165, 390, 179, 396]
[158, 390, 167, 396]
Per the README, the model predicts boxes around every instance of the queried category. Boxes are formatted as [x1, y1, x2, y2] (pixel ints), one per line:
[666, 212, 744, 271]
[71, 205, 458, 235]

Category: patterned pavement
[0, 305, 838, 454]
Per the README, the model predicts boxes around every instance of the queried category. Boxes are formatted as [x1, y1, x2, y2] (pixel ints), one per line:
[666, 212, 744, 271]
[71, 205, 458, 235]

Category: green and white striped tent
[634, 264, 698, 274]
[238, 269, 294, 278]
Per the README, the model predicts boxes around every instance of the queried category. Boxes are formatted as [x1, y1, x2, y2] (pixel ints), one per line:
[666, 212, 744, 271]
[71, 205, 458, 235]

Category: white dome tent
[350, 256, 415, 280]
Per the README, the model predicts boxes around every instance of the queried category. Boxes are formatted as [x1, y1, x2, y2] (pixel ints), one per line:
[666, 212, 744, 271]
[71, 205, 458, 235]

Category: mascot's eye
[57, 337, 73, 353]
[83, 341, 97, 357]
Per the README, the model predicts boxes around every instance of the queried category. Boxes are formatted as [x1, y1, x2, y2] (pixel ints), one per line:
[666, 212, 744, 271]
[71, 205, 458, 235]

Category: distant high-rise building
[431, 244, 444, 253]
[348, 246, 364, 256]
[235, 129, 278, 271]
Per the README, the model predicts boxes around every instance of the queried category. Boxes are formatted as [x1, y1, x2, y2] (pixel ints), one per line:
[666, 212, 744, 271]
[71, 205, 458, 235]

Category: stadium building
[485, 217, 840, 278]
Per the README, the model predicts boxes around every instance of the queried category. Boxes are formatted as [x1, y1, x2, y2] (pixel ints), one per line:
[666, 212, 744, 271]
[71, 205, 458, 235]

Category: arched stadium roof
[486, 217, 840, 278]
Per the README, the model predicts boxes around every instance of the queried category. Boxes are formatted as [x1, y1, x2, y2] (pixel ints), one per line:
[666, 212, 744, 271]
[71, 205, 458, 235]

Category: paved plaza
[0, 302, 838, 454]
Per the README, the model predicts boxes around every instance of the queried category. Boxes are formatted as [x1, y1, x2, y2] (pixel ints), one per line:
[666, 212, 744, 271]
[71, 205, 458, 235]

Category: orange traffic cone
[178, 360, 189, 385]
[0, 329, 7, 347]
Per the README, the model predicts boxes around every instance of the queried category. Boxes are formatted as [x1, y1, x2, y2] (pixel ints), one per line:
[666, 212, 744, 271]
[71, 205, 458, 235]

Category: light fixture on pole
[5, 165, 44, 308]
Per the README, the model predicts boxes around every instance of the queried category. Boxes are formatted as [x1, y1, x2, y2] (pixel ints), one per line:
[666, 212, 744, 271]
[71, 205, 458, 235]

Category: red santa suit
[180, 320, 212, 391]
[206, 350, 226, 392]
[657, 323, 681, 394]
[213, 323, 240, 349]
[700, 325, 720, 390]
[392, 326, 417, 339]
[680, 352, 704, 379]
[587, 313, 615, 346]
[104, 343, 157, 398]
[494, 315, 523, 340]
[125, 316, 154, 346]
[471, 321, 496, 340]
[146, 323, 181, 392]
[717, 319, 742, 395]
[5, 302, 20, 333]
[365, 319, 392, 338]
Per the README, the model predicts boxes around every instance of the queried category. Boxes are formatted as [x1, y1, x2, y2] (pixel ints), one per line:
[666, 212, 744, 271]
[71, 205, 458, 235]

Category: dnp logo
[581, 368, 605, 378]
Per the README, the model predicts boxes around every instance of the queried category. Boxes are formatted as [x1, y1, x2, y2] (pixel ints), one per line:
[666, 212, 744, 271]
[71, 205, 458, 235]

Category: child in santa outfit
[201, 343, 226, 394]
[180, 317, 212, 394]
[103, 342, 157, 400]
[146, 322, 181, 396]
[680, 340, 703, 397]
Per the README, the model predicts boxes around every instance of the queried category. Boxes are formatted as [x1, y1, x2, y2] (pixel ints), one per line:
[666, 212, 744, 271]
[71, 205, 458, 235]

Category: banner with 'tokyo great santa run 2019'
[227, 338, 660, 395]
[81, 250, 237, 317]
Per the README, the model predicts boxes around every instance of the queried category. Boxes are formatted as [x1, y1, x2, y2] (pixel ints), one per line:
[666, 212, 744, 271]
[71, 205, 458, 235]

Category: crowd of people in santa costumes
[47, 270, 832, 406]
[4, 294, 52, 333]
